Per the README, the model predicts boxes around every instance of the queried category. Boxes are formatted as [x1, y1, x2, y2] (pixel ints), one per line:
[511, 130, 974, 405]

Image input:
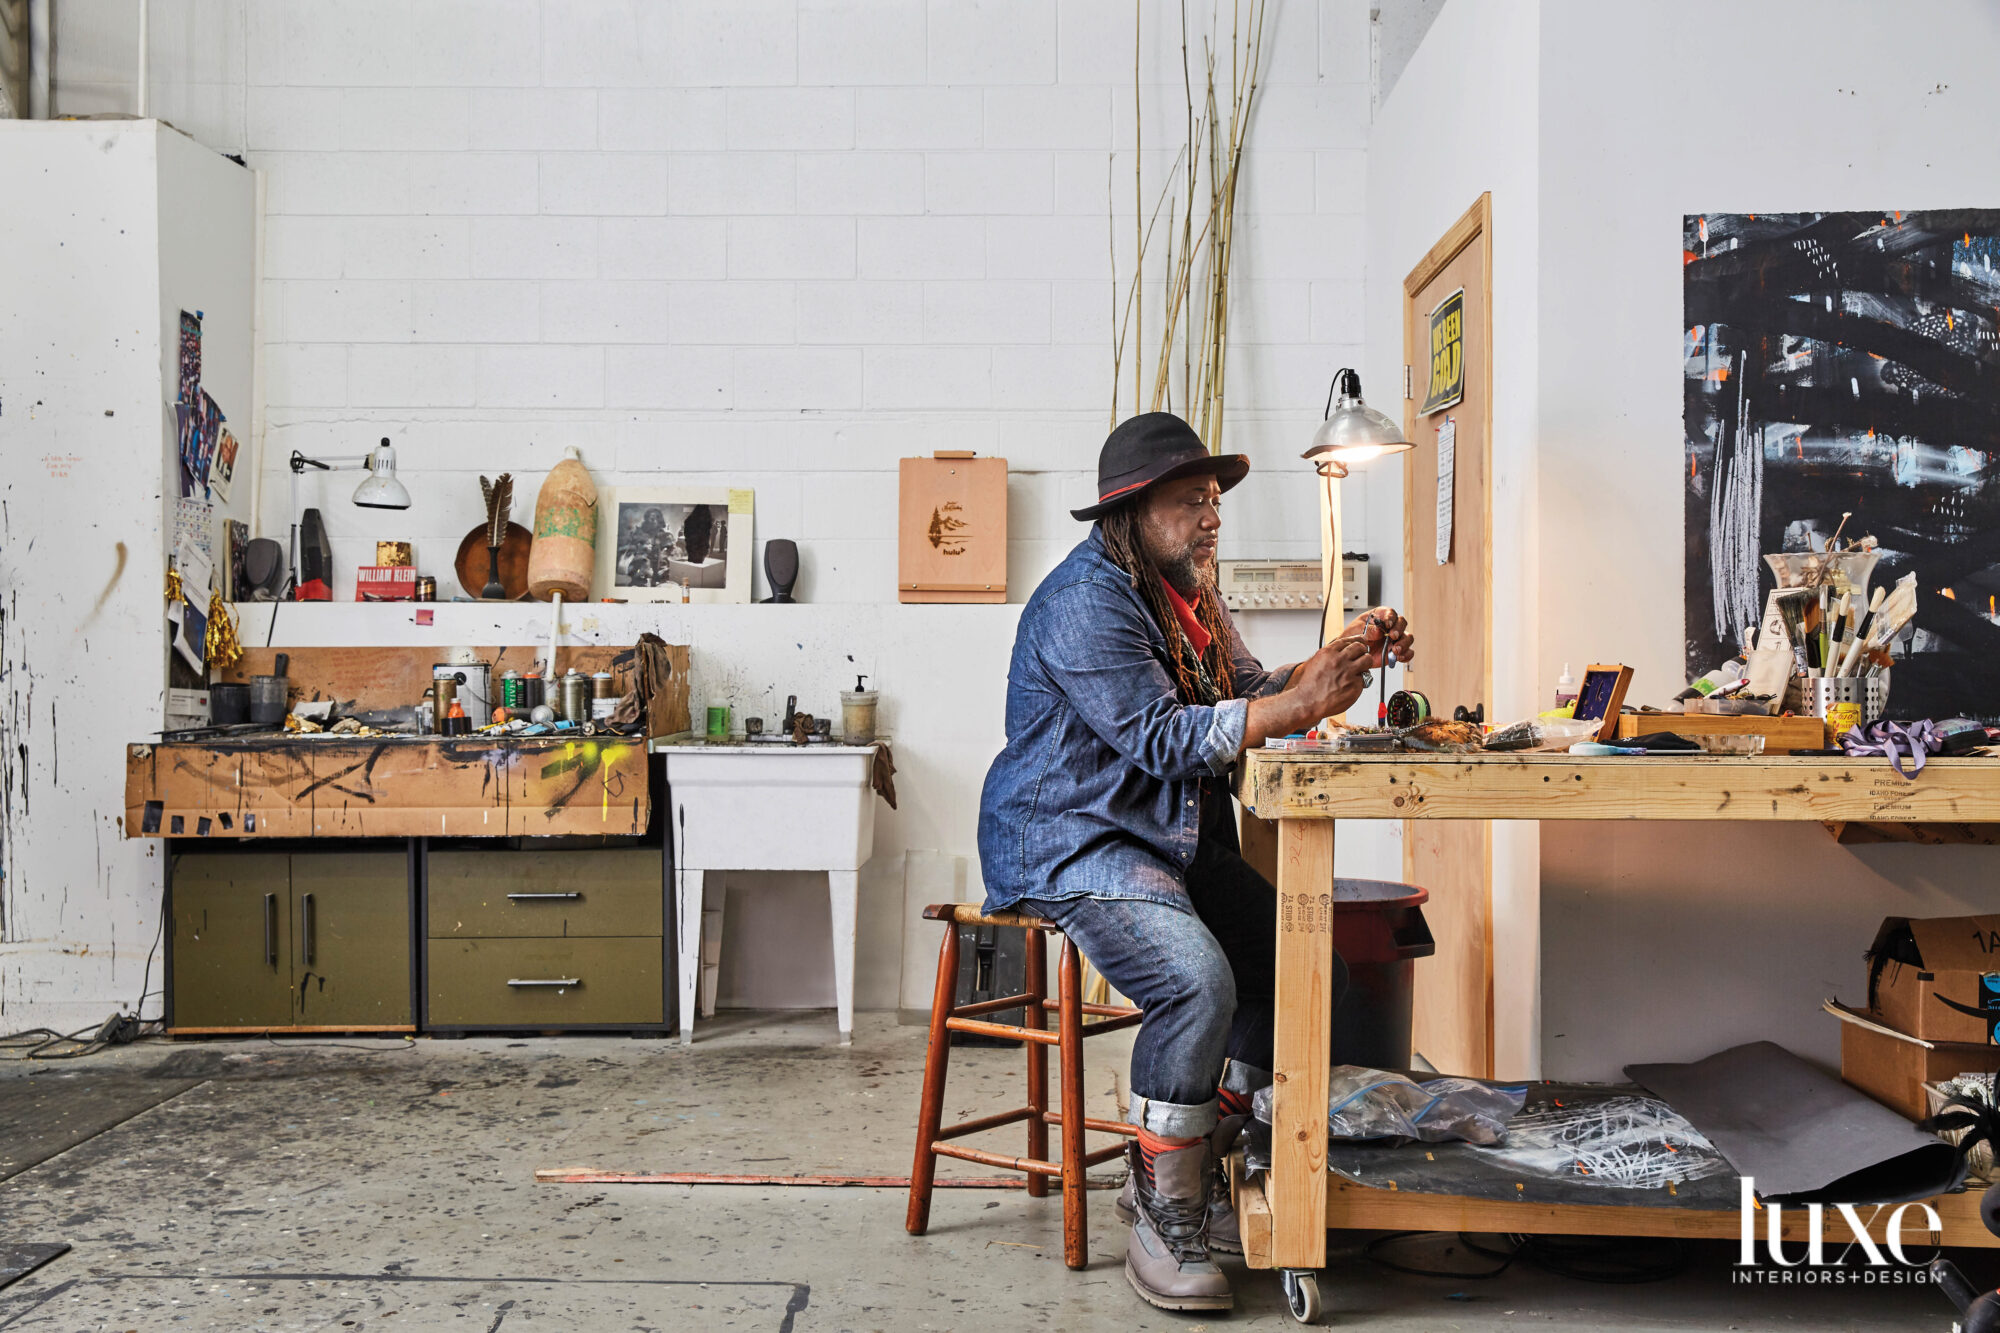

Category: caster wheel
[1282, 1268, 1323, 1324]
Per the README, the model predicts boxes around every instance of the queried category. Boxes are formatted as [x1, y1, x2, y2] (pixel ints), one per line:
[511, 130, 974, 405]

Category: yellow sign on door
[1422, 288, 1465, 415]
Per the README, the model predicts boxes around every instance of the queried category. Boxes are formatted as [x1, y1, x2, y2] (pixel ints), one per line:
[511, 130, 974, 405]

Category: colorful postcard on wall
[177, 309, 201, 405]
[1685, 210, 2000, 721]
[172, 495, 213, 562]
[594, 486, 752, 604]
[196, 391, 224, 489]
[1420, 288, 1465, 415]
[176, 402, 199, 496]
[210, 427, 239, 503]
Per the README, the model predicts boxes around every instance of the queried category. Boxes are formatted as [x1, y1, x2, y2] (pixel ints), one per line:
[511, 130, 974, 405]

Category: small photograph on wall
[596, 486, 752, 604]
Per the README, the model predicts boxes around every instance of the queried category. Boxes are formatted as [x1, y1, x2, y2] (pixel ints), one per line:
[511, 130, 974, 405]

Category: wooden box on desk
[1616, 712, 1826, 751]
[1826, 1000, 2000, 1119]
[899, 451, 1007, 603]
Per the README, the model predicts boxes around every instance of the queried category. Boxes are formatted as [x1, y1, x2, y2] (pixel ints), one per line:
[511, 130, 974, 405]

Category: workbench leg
[1271, 817, 1334, 1272]
[828, 870, 858, 1044]
[676, 868, 713, 1046]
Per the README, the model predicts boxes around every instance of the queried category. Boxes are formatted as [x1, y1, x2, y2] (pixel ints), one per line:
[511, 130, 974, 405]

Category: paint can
[455, 662, 493, 728]
[590, 671, 618, 721]
[561, 670, 589, 725]
[416, 575, 437, 602]
[500, 669, 523, 711]
[522, 671, 545, 711]
[432, 672, 458, 734]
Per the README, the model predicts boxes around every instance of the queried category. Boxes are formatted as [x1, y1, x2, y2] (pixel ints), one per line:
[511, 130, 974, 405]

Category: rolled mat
[1626, 1040, 1966, 1205]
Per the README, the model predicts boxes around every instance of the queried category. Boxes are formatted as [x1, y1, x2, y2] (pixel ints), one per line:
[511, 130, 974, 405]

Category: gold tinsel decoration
[204, 588, 243, 668]
[164, 561, 184, 604]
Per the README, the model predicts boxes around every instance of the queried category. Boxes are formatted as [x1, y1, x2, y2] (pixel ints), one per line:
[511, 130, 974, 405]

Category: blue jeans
[1023, 833, 1350, 1139]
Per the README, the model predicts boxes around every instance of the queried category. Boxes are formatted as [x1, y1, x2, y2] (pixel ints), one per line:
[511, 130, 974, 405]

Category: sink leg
[675, 867, 711, 1045]
[828, 869, 858, 1044]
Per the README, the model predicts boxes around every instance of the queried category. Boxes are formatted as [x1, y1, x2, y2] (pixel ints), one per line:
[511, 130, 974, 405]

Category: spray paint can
[591, 671, 618, 721]
[500, 669, 523, 711]
[562, 670, 589, 724]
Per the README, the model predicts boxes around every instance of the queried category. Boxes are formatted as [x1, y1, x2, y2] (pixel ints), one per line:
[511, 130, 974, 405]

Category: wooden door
[170, 854, 294, 1030]
[1402, 195, 1494, 1078]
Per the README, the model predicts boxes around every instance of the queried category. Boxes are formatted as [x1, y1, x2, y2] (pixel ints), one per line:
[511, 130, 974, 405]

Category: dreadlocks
[1098, 502, 1238, 705]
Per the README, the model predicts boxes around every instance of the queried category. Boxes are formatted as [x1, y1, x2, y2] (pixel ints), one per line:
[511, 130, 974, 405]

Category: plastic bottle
[1554, 663, 1578, 710]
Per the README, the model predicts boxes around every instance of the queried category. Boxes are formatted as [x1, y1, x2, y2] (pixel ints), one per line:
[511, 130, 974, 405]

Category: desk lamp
[1303, 369, 1411, 648]
[288, 438, 412, 599]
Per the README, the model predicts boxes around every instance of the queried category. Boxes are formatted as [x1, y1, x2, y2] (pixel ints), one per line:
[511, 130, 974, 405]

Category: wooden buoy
[527, 447, 598, 602]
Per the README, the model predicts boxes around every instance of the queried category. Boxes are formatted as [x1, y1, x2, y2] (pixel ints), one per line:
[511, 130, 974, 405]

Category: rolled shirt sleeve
[1203, 696, 1248, 774]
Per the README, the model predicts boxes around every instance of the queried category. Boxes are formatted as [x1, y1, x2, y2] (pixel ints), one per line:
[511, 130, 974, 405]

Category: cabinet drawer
[428, 850, 662, 939]
[426, 937, 663, 1027]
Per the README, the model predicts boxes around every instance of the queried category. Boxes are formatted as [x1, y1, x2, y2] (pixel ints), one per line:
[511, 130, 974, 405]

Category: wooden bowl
[454, 522, 533, 600]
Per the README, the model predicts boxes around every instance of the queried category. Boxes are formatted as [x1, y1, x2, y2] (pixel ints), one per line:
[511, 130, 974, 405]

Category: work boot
[1117, 1116, 1246, 1256]
[1124, 1139, 1233, 1312]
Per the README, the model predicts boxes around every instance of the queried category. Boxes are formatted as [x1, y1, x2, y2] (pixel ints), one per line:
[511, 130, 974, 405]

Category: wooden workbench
[124, 735, 652, 839]
[1232, 751, 2000, 1302]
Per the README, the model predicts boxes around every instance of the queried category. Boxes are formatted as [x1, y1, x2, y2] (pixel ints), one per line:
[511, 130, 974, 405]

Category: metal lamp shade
[1302, 369, 1412, 477]
[352, 441, 412, 510]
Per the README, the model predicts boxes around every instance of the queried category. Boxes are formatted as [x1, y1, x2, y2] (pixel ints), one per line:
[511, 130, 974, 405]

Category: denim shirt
[976, 529, 1296, 912]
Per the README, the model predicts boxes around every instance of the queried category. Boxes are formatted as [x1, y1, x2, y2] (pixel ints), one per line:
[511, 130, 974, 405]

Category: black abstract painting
[1685, 210, 2000, 722]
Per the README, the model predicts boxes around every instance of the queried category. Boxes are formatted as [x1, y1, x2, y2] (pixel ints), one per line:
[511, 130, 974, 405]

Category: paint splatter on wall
[1685, 210, 2000, 721]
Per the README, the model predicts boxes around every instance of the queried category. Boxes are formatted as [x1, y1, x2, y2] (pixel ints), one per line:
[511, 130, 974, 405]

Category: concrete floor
[0, 1012, 1986, 1331]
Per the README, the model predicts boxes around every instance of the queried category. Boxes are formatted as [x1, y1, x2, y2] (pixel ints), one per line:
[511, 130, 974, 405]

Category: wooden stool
[905, 903, 1143, 1269]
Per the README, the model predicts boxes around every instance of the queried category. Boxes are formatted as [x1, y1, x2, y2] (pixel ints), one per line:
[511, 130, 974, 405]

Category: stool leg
[1057, 938, 1088, 1270]
[1022, 928, 1049, 1199]
[906, 923, 960, 1237]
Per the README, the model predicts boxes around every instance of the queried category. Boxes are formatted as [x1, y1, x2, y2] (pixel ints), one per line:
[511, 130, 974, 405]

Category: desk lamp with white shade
[287, 437, 412, 599]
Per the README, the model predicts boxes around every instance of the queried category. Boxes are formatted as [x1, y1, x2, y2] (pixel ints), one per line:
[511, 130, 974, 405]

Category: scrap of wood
[533, 1168, 1120, 1189]
[1828, 820, 2000, 846]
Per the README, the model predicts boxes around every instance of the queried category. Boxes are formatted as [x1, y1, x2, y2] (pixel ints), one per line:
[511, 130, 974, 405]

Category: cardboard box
[1826, 999, 2000, 1119]
[1865, 914, 2000, 1044]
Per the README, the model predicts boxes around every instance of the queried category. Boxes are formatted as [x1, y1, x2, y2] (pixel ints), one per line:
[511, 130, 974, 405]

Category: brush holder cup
[1788, 675, 1891, 745]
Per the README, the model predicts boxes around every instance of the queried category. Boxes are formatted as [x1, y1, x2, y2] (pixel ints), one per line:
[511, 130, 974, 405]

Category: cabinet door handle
[506, 978, 582, 988]
[263, 893, 278, 967]
[302, 892, 317, 965]
[506, 892, 581, 900]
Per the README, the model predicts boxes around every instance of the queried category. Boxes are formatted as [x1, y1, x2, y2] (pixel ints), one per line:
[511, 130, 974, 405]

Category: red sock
[1135, 1127, 1201, 1186]
[1217, 1086, 1254, 1118]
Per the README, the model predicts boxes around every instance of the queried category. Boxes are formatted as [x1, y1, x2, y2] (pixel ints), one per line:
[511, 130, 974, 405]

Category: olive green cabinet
[425, 849, 665, 1031]
[170, 852, 413, 1032]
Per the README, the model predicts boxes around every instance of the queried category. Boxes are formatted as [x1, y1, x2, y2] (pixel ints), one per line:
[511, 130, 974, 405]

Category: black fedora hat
[1070, 412, 1250, 520]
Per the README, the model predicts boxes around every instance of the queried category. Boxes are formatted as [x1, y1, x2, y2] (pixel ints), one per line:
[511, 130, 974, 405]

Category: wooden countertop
[1236, 749, 2000, 825]
[125, 735, 651, 839]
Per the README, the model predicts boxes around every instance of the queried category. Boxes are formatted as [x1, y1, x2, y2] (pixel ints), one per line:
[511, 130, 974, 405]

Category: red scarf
[1160, 579, 1211, 656]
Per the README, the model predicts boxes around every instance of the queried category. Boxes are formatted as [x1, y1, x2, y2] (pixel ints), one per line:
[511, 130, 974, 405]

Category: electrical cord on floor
[259, 1032, 416, 1054]
[1365, 1231, 1688, 1285]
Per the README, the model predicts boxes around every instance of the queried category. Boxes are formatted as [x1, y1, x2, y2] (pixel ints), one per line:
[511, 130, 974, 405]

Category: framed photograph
[595, 486, 752, 604]
[1572, 663, 1634, 742]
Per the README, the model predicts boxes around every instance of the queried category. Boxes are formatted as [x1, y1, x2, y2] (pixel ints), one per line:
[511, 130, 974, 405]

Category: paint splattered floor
[0, 1014, 1986, 1331]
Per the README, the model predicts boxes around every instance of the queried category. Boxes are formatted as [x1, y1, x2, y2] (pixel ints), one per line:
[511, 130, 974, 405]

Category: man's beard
[1141, 517, 1215, 597]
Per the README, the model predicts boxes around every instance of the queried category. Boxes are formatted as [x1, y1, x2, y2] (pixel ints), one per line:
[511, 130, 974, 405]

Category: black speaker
[762, 538, 799, 603]
[296, 507, 333, 601]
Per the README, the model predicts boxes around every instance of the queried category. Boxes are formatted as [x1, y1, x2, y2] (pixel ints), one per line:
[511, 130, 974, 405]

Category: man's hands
[1341, 607, 1415, 669]
[1240, 607, 1417, 752]
[1285, 636, 1375, 722]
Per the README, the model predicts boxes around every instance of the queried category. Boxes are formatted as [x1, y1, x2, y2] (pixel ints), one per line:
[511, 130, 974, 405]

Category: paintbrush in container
[1837, 585, 1888, 677]
[1859, 574, 1919, 675]
[1825, 593, 1851, 677]
[1775, 589, 1814, 674]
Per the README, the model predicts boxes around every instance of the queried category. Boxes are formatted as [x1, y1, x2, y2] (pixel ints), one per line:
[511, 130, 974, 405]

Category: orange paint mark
[1948, 310, 1956, 330]
[1710, 366, 1731, 382]
[1867, 427, 1876, 439]
[1690, 455, 1698, 478]
[1684, 250, 1699, 266]
[1895, 211, 1903, 222]
[1941, 588, 1957, 600]
[1797, 438, 1806, 460]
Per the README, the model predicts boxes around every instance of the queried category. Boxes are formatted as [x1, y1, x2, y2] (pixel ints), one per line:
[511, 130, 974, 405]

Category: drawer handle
[507, 978, 582, 988]
[506, 892, 581, 900]
[302, 892, 317, 965]
[264, 893, 278, 967]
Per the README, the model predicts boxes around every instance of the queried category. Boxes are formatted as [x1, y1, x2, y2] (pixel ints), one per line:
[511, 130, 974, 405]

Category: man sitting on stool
[976, 412, 1415, 1312]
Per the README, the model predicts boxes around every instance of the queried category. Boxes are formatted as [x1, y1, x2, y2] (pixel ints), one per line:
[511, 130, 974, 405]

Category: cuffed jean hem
[1220, 1058, 1272, 1097]
[1128, 1092, 1219, 1139]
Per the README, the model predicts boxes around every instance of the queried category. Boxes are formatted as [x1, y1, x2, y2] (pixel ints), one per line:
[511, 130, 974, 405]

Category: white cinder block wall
[46, 0, 1396, 1019]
